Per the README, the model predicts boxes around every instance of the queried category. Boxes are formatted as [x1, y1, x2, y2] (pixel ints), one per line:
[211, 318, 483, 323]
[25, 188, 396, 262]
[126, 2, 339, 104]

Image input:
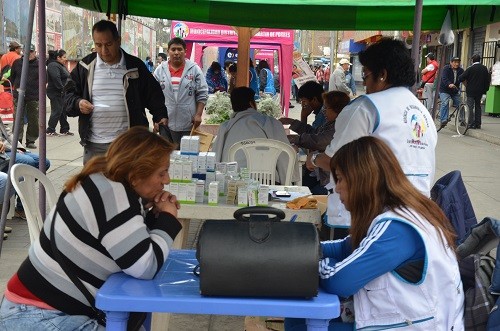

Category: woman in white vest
[286, 136, 463, 331]
[306, 38, 437, 228]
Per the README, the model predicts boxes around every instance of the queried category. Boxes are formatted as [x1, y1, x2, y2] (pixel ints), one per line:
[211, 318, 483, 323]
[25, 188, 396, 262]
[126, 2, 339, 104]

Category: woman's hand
[153, 191, 180, 218]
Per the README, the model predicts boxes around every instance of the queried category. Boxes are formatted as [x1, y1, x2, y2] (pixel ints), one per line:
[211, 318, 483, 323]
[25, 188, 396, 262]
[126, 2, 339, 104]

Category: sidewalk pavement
[1, 104, 500, 330]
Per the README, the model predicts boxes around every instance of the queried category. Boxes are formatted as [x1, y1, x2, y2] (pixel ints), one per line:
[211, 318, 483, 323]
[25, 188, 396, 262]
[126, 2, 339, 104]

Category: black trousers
[467, 95, 483, 126]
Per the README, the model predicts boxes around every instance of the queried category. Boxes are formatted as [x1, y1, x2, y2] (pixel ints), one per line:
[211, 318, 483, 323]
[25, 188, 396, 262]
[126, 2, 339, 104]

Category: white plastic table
[173, 185, 321, 248]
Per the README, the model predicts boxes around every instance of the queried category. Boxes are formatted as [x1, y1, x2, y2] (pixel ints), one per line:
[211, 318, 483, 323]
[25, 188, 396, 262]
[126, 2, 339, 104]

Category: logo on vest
[403, 104, 430, 149]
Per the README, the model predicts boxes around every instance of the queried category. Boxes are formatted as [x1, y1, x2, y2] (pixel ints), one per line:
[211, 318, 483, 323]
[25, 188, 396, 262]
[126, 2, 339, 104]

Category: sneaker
[47, 132, 60, 137]
[60, 131, 75, 136]
[25, 142, 37, 149]
[439, 122, 447, 130]
[4, 226, 12, 233]
[3, 233, 7, 240]
[14, 209, 26, 220]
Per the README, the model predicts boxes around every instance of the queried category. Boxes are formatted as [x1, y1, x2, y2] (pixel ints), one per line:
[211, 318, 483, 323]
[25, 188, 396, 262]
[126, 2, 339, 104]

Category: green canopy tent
[59, 0, 499, 31]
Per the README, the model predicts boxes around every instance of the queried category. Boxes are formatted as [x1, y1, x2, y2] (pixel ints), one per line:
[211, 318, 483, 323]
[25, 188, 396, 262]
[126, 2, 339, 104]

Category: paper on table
[93, 104, 110, 108]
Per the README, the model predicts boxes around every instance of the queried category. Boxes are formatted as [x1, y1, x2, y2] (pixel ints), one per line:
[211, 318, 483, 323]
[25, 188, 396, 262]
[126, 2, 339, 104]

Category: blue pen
[290, 214, 298, 222]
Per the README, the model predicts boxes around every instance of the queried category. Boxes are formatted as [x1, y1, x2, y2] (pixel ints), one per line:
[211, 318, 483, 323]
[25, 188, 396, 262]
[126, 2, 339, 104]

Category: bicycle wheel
[433, 105, 443, 132]
[455, 103, 469, 135]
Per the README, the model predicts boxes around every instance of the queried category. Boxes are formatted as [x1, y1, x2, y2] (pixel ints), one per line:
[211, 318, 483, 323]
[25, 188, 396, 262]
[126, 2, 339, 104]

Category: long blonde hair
[330, 136, 456, 250]
[65, 127, 174, 192]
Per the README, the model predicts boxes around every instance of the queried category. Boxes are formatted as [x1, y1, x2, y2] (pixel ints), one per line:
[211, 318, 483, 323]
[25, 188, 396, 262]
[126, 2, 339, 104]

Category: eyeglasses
[361, 71, 372, 81]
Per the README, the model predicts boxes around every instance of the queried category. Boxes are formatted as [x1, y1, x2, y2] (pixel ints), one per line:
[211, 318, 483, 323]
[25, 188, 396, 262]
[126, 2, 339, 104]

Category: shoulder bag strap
[49, 195, 107, 326]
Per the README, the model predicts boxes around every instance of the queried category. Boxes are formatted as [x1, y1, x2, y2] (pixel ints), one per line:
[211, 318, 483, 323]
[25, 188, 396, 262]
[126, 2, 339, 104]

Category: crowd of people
[0, 17, 495, 330]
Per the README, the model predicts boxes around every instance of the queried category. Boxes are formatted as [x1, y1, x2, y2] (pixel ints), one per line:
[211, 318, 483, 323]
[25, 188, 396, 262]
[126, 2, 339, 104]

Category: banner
[292, 51, 316, 88]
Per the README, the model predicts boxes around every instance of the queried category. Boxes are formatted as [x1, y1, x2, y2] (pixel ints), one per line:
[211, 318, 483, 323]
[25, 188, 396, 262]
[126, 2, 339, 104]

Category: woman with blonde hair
[286, 136, 463, 331]
[0, 127, 182, 330]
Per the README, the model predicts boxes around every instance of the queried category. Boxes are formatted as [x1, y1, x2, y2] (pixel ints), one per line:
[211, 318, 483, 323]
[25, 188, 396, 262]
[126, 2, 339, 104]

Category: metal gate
[482, 40, 499, 71]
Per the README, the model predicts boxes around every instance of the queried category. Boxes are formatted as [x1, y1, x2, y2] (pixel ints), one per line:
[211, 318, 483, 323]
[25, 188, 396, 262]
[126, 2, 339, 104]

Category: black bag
[0, 152, 10, 171]
[196, 206, 321, 298]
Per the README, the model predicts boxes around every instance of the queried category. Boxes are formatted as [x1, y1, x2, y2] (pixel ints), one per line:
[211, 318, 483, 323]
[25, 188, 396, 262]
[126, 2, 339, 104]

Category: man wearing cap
[437, 57, 464, 129]
[0, 41, 22, 91]
[421, 53, 439, 111]
[9, 45, 39, 149]
[330, 59, 352, 95]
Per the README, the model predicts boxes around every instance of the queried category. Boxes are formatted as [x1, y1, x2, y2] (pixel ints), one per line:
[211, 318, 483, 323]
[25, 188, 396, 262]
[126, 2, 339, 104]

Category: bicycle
[433, 89, 470, 135]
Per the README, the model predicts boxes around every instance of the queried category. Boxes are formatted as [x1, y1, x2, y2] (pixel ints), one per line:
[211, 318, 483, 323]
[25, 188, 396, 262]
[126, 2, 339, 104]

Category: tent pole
[235, 27, 251, 87]
[38, 0, 47, 218]
[411, 0, 423, 94]
[0, 0, 37, 255]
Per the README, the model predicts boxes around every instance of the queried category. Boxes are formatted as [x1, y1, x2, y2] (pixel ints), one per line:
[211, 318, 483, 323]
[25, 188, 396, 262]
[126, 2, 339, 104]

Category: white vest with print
[354, 209, 464, 330]
[326, 87, 438, 227]
[366, 87, 437, 197]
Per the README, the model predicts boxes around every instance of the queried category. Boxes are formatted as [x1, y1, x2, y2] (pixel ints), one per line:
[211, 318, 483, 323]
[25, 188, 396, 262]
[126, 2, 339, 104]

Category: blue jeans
[0, 172, 14, 201]
[439, 92, 460, 124]
[0, 296, 105, 330]
[6, 151, 51, 170]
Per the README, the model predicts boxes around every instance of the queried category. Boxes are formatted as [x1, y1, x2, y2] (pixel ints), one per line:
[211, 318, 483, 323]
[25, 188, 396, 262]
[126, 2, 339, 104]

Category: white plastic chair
[228, 138, 297, 185]
[10, 164, 58, 244]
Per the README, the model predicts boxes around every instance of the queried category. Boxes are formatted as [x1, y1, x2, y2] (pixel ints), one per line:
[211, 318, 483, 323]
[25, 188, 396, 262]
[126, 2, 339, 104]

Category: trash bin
[485, 85, 500, 115]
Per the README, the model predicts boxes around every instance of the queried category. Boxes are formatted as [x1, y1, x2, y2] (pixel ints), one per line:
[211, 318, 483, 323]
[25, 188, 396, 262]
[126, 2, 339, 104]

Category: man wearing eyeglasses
[64, 20, 168, 164]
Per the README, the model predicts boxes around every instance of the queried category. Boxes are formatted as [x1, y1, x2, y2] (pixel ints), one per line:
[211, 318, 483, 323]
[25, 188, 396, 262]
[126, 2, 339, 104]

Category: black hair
[426, 53, 436, 61]
[145, 56, 151, 61]
[209, 61, 222, 72]
[168, 37, 186, 50]
[231, 87, 255, 112]
[157, 53, 167, 61]
[228, 63, 237, 73]
[471, 54, 481, 63]
[358, 37, 416, 87]
[48, 49, 66, 60]
[298, 81, 324, 102]
[92, 20, 119, 40]
[258, 60, 270, 70]
[224, 60, 233, 70]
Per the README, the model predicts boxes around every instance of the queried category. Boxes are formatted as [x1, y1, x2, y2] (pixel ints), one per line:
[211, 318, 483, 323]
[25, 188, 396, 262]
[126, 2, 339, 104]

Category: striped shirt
[8, 173, 182, 318]
[89, 52, 129, 143]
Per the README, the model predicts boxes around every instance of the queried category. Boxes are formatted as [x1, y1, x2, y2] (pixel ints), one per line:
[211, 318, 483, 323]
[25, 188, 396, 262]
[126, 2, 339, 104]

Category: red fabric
[6, 273, 42, 302]
[423, 60, 439, 83]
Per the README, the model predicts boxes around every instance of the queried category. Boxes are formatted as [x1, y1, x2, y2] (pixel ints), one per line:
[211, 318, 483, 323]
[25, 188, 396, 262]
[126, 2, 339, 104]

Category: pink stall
[170, 21, 294, 115]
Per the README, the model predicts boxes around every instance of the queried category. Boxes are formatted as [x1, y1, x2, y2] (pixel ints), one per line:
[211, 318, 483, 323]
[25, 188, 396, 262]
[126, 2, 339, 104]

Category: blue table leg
[306, 318, 330, 331]
[105, 311, 129, 331]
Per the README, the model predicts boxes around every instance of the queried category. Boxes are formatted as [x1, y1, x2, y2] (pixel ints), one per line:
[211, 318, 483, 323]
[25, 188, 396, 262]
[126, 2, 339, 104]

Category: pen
[290, 214, 298, 222]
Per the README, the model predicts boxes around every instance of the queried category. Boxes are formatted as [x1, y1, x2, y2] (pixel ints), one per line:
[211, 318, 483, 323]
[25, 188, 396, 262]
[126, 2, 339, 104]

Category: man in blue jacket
[438, 56, 464, 129]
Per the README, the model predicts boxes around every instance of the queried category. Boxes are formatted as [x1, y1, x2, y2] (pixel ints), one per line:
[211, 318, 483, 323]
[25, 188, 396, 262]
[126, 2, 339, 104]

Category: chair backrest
[10, 164, 58, 244]
[227, 138, 296, 185]
[431, 170, 477, 245]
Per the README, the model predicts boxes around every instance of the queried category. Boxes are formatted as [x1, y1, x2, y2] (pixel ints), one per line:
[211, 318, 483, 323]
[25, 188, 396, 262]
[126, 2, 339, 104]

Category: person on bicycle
[438, 56, 464, 129]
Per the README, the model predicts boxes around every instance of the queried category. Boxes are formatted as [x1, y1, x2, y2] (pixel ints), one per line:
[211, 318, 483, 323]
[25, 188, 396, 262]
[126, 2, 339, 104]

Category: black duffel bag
[196, 206, 321, 298]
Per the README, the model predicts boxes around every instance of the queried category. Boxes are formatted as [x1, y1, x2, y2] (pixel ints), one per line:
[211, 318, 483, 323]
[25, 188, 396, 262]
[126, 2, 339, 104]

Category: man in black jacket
[63, 20, 168, 163]
[459, 54, 491, 129]
[437, 57, 464, 129]
[10, 45, 39, 149]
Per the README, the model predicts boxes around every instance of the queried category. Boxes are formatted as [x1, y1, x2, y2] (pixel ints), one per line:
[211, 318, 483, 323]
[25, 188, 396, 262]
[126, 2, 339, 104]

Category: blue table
[96, 250, 340, 331]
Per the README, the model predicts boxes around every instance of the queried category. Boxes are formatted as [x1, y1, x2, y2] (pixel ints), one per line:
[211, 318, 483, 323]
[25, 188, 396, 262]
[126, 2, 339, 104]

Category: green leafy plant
[204, 91, 282, 124]
[205, 92, 233, 124]
[257, 94, 282, 119]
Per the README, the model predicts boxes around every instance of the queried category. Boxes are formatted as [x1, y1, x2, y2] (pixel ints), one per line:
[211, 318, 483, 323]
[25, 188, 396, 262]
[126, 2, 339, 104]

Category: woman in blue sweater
[286, 136, 464, 331]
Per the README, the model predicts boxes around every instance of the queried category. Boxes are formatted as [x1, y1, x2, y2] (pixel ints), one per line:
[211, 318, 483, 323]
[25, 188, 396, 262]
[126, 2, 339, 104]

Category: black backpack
[457, 217, 500, 330]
